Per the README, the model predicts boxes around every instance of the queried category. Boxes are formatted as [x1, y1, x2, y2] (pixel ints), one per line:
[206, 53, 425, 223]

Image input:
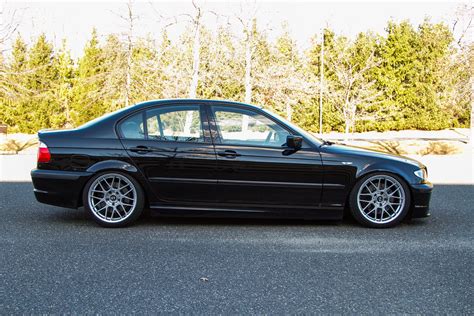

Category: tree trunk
[286, 101, 292, 122]
[344, 120, 350, 139]
[186, 11, 202, 134]
[471, 79, 473, 149]
[242, 32, 252, 133]
[343, 96, 352, 140]
[65, 97, 70, 127]
[125, 2, 134, 108]
[189, 21, 200, 99]
[125, 42, 132, 107]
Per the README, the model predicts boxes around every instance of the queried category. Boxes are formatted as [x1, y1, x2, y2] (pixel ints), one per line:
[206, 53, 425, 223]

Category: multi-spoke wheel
[349, 173, 411, 228]
[83, 172, 144, 227]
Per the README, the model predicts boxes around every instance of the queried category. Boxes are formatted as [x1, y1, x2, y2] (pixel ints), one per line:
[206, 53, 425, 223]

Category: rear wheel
[83, 171, 144, 227]
[349, 172, 410, 228]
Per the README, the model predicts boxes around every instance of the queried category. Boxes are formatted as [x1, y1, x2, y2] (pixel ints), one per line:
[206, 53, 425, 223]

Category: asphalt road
[1, 182, 473, 314]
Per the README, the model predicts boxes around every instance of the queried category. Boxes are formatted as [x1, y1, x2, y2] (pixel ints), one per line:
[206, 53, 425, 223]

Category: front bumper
[410, 182, 433, 218]
[31, 169, 93, 208]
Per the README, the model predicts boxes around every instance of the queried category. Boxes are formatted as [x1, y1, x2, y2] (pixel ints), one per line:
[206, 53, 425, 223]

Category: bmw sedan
[31, 99, 433, 228]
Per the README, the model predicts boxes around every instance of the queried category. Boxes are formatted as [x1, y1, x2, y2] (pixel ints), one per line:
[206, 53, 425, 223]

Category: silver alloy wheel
[88, 173, 137, 223]
[357, 175, 406, 224]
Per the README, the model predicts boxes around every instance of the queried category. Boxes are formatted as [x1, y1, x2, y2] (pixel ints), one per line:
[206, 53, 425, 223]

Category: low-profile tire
[82, 171, 144, 228]
[349, 172, 411, 228]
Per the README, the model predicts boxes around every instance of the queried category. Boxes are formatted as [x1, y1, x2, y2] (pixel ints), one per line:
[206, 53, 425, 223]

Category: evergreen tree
[71, 29, 106, 126]
[24, 34, 58, 132]
[0, 35, 29, 129]
[0, 18, 469, 133]
[54, 39, 74, 127]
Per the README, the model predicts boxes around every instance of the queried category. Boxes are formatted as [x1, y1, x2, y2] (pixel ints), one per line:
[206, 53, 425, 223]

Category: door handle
[217, 150, 241, 158]
[129, 146, 152, 154]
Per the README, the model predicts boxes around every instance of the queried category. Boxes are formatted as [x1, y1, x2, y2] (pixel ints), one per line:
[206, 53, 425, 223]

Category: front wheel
[349, 173, 411, 228]
[83, 171, 144, 228]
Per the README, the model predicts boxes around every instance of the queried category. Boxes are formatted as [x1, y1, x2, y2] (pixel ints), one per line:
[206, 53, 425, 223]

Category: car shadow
[136, 212, 345, 228]
[1, 181, 469, 229]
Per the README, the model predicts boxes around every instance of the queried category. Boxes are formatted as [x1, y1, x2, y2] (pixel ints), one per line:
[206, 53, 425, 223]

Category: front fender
[356, 161, 420, 185]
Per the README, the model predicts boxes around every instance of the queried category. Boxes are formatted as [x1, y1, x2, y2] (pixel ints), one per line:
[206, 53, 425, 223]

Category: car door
[208, 104, 324, 209]
[118, 103, 217, 204]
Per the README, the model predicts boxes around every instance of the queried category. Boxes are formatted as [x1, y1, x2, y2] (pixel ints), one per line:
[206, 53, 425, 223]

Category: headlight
[414, 169, 427, 180]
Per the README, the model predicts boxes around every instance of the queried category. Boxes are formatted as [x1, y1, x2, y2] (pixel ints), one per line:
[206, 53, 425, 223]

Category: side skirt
[149, 204, 344, 220]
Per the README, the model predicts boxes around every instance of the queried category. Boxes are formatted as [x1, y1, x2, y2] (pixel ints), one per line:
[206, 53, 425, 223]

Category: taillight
[37, 141, 51, 163]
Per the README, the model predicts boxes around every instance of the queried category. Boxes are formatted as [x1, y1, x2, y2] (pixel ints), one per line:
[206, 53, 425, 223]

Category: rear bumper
[410, 182, 433, 218]
[31, 169, 93, 208]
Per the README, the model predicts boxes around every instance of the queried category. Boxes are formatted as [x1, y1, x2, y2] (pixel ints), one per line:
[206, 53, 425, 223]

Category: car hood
[324, 142, 425, 168]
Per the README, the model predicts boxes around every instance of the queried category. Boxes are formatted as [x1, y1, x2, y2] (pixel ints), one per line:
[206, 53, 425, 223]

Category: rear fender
[86, 160, 138, 174]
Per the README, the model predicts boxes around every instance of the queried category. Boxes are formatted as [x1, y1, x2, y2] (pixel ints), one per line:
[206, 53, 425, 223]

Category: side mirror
[286, 135, 303, 150]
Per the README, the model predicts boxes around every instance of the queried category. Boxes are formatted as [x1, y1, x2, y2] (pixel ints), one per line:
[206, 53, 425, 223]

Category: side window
[146, 106, 204, 142]
[119, 112, 145, 139]
[212, 106, 290, 147]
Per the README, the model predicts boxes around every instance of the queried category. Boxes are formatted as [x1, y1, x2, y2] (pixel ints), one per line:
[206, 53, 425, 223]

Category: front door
[118, 104, 217, 204]
[208, 104, 323, 210]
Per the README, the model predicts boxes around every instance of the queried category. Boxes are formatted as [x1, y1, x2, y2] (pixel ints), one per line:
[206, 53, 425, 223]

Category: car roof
[77, 99, 265, 137]
[131, 99, 263, 111]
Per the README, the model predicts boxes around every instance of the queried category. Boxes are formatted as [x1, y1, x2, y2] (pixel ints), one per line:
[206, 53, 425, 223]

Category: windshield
[262, 108, 324, 146]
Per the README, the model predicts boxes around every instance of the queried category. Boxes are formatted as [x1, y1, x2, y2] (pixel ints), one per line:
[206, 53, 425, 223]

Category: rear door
[208, 104, 324, 209]
[118, 103, 217, 204]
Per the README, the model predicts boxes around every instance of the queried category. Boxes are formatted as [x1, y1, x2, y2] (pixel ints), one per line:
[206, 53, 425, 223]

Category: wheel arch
[355, 162, 413, 189]
[86, 160, 138, 174]
[80, 160, 149, 208]
[350, 166, 415, 219]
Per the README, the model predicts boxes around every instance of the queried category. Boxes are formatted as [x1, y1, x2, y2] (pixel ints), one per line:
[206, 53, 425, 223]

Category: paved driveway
[0, 182, 472, 313]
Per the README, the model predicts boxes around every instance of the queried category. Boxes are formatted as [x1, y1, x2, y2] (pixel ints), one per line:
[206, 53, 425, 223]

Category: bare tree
[0, 3, 25, 100]
[451, 4, 473, 147]
[452, 3, 473, 47]
[173, 0, 222, 133]
[115, 0, 138, 108]
[0, 3, 21, 51]
[327, 38, 382, 139]
[234, 1, 260, 132]
[235, 1, 258, 104]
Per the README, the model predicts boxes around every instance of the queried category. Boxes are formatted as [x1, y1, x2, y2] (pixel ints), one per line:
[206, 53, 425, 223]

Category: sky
[2, 0, 469, 58]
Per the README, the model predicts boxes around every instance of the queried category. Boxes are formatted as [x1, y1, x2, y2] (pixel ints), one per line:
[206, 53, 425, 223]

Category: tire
[82, 171, 145, 228]
[349, 172, 411, 228]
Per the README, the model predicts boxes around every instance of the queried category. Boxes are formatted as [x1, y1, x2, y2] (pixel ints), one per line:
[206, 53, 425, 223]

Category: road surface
[0, 182, 472, 313]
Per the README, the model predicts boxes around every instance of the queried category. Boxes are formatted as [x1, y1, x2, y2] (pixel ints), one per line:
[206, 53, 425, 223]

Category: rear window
[118, 105, 204, 143]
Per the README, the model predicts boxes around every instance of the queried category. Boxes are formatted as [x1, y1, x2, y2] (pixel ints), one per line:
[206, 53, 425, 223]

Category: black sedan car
[31, 99, 432, 228]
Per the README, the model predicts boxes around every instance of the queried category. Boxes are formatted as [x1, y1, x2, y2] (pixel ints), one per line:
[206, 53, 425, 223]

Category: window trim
[145, 105, 205, 143]
[208, 104, 306, 149]
[116, 103, 212, 144]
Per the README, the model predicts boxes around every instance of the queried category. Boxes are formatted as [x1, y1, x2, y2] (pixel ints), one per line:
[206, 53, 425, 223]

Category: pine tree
[0, 35, 29, 129]
[102, 33, 127, 111]
[54, 39, 74, 127]
[24, 34, 58, 132]
[71, 29, 106, 126]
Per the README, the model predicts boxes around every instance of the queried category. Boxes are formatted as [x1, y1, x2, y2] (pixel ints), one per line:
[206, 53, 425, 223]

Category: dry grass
[419, 141, 461, 156]
[0, 139, 38, 153]
[371, 141, 407, 155]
